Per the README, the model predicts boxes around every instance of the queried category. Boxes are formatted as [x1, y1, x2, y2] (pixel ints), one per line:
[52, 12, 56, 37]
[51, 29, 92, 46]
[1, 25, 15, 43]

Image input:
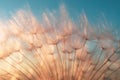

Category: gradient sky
[0, 0, 119, 30]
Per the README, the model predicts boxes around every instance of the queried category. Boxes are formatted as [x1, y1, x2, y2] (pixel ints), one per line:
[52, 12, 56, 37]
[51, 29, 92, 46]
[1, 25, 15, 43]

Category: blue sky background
[0, 0, 119, 31]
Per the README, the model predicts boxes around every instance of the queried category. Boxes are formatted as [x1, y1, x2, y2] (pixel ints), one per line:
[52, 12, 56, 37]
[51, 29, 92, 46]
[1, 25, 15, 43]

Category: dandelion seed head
[0, 5, 120, 80]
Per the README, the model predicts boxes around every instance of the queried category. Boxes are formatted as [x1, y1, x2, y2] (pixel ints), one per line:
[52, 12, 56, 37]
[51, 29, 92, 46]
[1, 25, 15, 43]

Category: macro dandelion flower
[0, 5, 120, 80]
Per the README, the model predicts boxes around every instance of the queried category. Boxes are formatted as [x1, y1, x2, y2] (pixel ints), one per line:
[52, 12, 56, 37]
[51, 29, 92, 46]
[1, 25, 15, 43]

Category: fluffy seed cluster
[0, 5, 120, 80]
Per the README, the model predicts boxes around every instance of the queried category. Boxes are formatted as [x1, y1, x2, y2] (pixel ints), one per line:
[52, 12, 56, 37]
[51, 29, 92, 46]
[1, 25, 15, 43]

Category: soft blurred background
[0, 0, 119, 31]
